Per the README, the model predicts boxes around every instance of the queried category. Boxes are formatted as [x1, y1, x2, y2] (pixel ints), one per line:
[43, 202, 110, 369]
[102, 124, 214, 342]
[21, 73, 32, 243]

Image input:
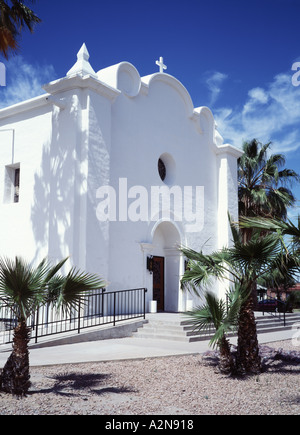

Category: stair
[133, 315, 190, 342]
[133, 312, 300, 343]
[254, 312, 300, 334]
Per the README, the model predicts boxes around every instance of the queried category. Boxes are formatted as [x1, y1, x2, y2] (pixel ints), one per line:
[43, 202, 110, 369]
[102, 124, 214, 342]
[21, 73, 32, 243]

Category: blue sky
[1, 0, 300, 217]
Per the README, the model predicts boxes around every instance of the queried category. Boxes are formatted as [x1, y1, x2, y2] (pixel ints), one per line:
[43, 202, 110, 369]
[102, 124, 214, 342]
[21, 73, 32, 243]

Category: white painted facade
[0, 44, 242, 312]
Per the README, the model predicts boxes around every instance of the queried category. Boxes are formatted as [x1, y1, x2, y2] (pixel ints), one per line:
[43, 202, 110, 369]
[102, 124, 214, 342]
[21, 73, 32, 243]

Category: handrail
[0, 287, 148, 345]
[257, 296, 286, 326]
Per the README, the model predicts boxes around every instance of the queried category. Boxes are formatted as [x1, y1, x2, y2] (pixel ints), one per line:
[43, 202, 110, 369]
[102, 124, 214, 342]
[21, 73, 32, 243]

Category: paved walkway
[0, 324, 296, 368]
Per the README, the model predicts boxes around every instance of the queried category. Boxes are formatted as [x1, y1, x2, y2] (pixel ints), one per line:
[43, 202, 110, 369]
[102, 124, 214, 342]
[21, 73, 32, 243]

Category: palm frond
[184, 289, 241, 349]
[180, 246, 230, 296]
[228, 232, 281, 271]
[238, 139, 299, 220]
[55, 268, 106, 313]
[0, 257, 44, 316]
[239, 216, 300, 239]
[0, 0, 41, 58]
[0, 256, 106, 319]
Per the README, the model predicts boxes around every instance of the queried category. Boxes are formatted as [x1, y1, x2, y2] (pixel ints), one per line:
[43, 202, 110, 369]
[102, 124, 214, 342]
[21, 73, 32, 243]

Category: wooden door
[152, 256, 164, 311]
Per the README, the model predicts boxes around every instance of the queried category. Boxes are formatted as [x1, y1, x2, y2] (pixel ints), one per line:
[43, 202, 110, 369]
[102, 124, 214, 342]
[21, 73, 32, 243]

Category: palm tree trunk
[236, 294, 261, 375]
[0, 320, 31, 396]
[219, 335, 235, 375]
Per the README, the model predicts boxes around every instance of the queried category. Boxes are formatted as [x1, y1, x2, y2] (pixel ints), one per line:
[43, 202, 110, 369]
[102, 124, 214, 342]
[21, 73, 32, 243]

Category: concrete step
[188, 313, 300, 342]
[136, 326, 187, 336]
[133, 321, 190, 342]
[133, 332, 190, 342]
[134, 312, 300, 343]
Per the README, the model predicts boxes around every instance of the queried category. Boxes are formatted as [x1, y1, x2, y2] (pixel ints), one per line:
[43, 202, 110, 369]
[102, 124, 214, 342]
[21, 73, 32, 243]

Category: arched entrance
[151, 220, 183, 312]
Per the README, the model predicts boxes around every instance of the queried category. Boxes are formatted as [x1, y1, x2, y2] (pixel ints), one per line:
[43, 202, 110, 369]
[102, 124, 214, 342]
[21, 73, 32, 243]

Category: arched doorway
[151, 221, 183, 312]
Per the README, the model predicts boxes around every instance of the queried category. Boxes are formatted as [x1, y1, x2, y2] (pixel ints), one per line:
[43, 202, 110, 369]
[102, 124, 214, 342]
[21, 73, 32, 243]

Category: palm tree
[181, 219, 298, 375]
[0, 256, 105, 396]
[238, 140, 299, 310]
[238, 139, 299, 231]
[184, 289, 241, 374]
[0, 0, 41, 58]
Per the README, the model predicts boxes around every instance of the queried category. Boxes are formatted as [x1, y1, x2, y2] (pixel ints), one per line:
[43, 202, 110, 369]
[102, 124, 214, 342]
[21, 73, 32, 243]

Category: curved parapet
[193, 106, 242, 157]
[141, 73, 195, 120]
[96, 60, 235, 151]
[97, 62, 141, 97]
[194, 106, 215, 140]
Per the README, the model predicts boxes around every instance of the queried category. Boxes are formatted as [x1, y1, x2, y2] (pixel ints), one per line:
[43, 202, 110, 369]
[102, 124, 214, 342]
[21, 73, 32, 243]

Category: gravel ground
[0, 340, 299, 415]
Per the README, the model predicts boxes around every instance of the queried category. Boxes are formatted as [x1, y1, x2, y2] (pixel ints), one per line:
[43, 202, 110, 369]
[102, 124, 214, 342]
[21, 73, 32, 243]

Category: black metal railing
[0, 287, 147, 345]
[256, 296, 286, 326]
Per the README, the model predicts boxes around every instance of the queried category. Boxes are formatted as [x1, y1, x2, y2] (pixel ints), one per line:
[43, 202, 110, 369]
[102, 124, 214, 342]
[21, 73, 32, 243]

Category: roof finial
[77, 43, 90, 61]
[66, 43, 97, 78]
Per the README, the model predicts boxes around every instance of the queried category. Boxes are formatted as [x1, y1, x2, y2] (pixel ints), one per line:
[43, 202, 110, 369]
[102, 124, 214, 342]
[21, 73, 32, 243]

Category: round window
[157, 153, 176, 185]
[158, 158, 166, 181]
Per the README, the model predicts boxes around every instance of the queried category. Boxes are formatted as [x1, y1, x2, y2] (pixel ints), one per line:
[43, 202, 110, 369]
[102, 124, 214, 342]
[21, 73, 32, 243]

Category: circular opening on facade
[158, 153, 176, 185]
[158, 158, 166, 181]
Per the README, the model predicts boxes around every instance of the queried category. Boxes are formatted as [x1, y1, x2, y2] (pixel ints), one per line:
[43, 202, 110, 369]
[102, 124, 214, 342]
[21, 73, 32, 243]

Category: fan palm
[0, 256, 105, 396]
[0, 0, 41, 58]
[184, 288, 242, 374]
[181, 219, 298, 375]
[238, 140, 299, 235]
[238, 139, 299, 307]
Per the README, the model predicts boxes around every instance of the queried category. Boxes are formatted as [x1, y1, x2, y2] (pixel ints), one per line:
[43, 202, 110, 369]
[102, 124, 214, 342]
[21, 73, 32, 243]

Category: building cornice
[0, 74, 121, 121]
[43, 74, 121, 102]
[0, 94, 49, 121]
[215, 143, 244, 158]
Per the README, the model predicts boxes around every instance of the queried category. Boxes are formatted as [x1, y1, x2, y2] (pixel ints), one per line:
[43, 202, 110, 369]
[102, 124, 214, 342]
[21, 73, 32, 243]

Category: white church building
[0, 44, 242, 313]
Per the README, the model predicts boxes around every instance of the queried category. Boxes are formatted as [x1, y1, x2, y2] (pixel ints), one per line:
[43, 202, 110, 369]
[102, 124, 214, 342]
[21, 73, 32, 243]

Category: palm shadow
[29, 372, 137, 397]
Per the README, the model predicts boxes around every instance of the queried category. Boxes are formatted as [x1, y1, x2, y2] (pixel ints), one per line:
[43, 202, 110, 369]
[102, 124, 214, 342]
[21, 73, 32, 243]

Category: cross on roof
[156, 56, 167, 73]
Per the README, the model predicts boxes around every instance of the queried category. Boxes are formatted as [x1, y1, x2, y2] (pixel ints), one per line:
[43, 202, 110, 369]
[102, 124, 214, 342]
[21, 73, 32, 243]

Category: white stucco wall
[0, 100, 52, 262]
[0, 47, 242, 311]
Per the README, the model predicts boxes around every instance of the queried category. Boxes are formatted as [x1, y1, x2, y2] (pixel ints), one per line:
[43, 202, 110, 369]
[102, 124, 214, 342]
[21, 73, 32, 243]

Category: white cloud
[243, 87, 269, 113]
[215, 71, 300, 154]
[0, 56, 55, 109]
[204, 71, 228, 106]
[248, 87, 269, 103]
[272, 130, 300, 153]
